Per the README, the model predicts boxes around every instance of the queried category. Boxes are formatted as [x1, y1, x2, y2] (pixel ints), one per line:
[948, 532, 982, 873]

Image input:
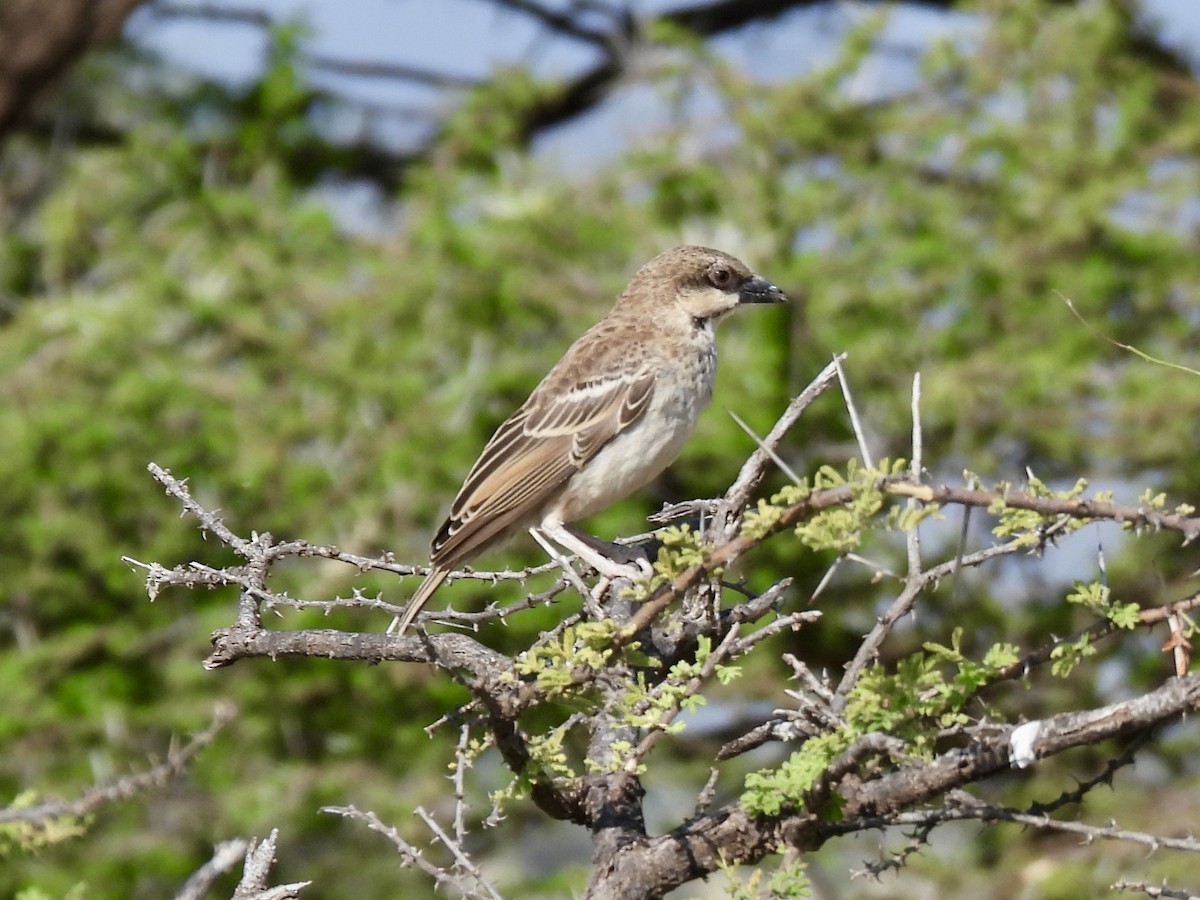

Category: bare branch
[1113, 881, 1200, 900]
[0, 702, 235, 825]
[486, 0, 612, 46]
[716, 352, 846, 528]
[886, 480, 1200, 544]
[173, 839, 250, 900]
[322, 805, 457, 887]
[836, 354, 874, 469]
[888, 797, 1200, 854]
[150, 3, 272, 28]
[232, 830, 311, 900]
[415, 805, 504, 900]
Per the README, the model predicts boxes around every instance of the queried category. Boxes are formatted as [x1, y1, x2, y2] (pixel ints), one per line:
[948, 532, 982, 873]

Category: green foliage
[623, 524, 717, 600]
[1050, 580, 1140, 676]
[743, 629, 1020, 817]
[513, 621, 617, 699]
[709, 851, 811, 900]
[620, 635, 739, 730]
[3, 0, 1200, 895]
[1065, 579, 1138, 629]
[0, 793, 88, 857]
[743, 730, 849, 818]
[847, 633, 1016, 744]
[989, 476, 1111, 547]
[741, 484, 811, 540]
[741, 459, 929, 554]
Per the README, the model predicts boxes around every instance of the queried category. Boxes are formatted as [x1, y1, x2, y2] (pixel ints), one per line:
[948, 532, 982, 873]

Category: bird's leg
[562, 523, 654, 578]
[537, 519, 653, 581]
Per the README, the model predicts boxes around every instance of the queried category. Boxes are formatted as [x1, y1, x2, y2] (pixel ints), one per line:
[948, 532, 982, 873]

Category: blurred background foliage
[2, 0, 1200, 896]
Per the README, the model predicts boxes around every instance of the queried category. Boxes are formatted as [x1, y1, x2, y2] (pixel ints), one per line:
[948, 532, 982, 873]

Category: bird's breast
[550, 340, 717, 523]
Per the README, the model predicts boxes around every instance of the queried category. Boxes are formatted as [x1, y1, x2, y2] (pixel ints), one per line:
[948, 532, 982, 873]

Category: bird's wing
[431, 360, 656, 567]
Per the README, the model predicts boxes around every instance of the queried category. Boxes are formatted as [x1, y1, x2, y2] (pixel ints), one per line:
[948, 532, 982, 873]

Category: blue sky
[127, 1, 1200, 166]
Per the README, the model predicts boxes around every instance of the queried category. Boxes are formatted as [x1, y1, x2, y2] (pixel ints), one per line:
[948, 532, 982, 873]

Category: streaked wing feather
[431, 363, 657, 568]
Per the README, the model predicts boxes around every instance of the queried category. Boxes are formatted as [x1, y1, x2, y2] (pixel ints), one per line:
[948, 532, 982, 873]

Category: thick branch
[585, 673, 1200, 899]
[0, 0, 148, 138]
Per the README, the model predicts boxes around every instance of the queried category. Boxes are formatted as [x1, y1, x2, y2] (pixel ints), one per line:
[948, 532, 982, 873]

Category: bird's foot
[588, 550, 653, 583]
[536, 521, 655, 584]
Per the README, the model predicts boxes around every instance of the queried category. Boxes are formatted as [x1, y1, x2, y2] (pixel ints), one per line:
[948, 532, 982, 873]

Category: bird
[388, 245, 786, 635]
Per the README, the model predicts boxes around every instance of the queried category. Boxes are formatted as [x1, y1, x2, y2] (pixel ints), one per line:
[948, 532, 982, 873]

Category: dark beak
[738, 275, 787, 304]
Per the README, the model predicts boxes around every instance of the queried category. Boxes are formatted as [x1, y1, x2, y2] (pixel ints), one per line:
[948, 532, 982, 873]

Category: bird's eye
[708, 266, 733, 288]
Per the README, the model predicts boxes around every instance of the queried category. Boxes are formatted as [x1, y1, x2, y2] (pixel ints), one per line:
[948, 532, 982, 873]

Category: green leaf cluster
[709, 851, 812, 900]
[619, 635, 740, 731]
[743, 629, 1018, 817]
[513, 622, 618, 700]
[1049, 580, 1140, 676]
[0, 793, 88, 857]
[742, 459, 923, 554]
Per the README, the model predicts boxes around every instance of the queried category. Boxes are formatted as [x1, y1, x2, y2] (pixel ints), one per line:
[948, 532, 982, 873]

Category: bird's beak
[738, 275, 787, 305]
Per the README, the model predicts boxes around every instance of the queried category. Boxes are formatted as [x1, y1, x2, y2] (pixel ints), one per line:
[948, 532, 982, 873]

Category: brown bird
[389, 245, 785, 635]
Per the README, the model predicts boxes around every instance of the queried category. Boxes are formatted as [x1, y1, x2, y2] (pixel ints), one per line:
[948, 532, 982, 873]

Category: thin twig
[232, 830, 310, 899]
[726, 407, 803, 485]
[833, 541, 1031, 710]
[906, 372, 923, 577]
[886, 801, 1200, 853]
[414, 805, 504, 900]
[718, 355, 844, 538]
[1112, 880, 1200, 899]
[453, 724, 472, 845]
[0, 702, 236, 825]
[835, 354, 874, 469]
[625, 622, 746, 770]
[322, 805, 487, 896]
[173, 838, 250, 900]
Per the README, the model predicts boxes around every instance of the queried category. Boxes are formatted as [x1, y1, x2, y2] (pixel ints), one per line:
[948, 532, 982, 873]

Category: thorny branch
[134, 372, 1200, 899]
[231, 830, 311, 900]
[0, 702, 236, 826]
[321, 804, 500, 900]
[1113, 881, 1200, 900]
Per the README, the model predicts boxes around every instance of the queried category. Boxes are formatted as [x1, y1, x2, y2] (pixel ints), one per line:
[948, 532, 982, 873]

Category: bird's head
[621, 245, 787, 325]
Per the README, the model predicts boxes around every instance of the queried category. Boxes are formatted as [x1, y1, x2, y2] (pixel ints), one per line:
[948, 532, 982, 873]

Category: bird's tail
[387, 566, 450, 636]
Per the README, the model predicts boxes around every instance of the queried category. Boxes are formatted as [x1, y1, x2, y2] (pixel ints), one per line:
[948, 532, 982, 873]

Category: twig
[625, 622, 746, 770]
[728, 608, 822, 656]
[173, 838, 250, 900]
[887, 800, 1200, 854]
[415, 805, 504, 900]
[321, 804, 491, 897]
[992, 590, 1200, 684]
[148, 463, 246, 552]
[833, 541, 1026, 710]
[453, 724, 471, 844]
[725, 407, 803, 485]
[885, 480, 1200, 544]
[906, 372, 923, 577]
[717, 355, 844, 538]
[835, 354, 874, 469]
[694, 767, 721, 816]
[1112, 880, 1200, 899]
[0, 702, 235, 825]
[232, 830, 310, 899]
